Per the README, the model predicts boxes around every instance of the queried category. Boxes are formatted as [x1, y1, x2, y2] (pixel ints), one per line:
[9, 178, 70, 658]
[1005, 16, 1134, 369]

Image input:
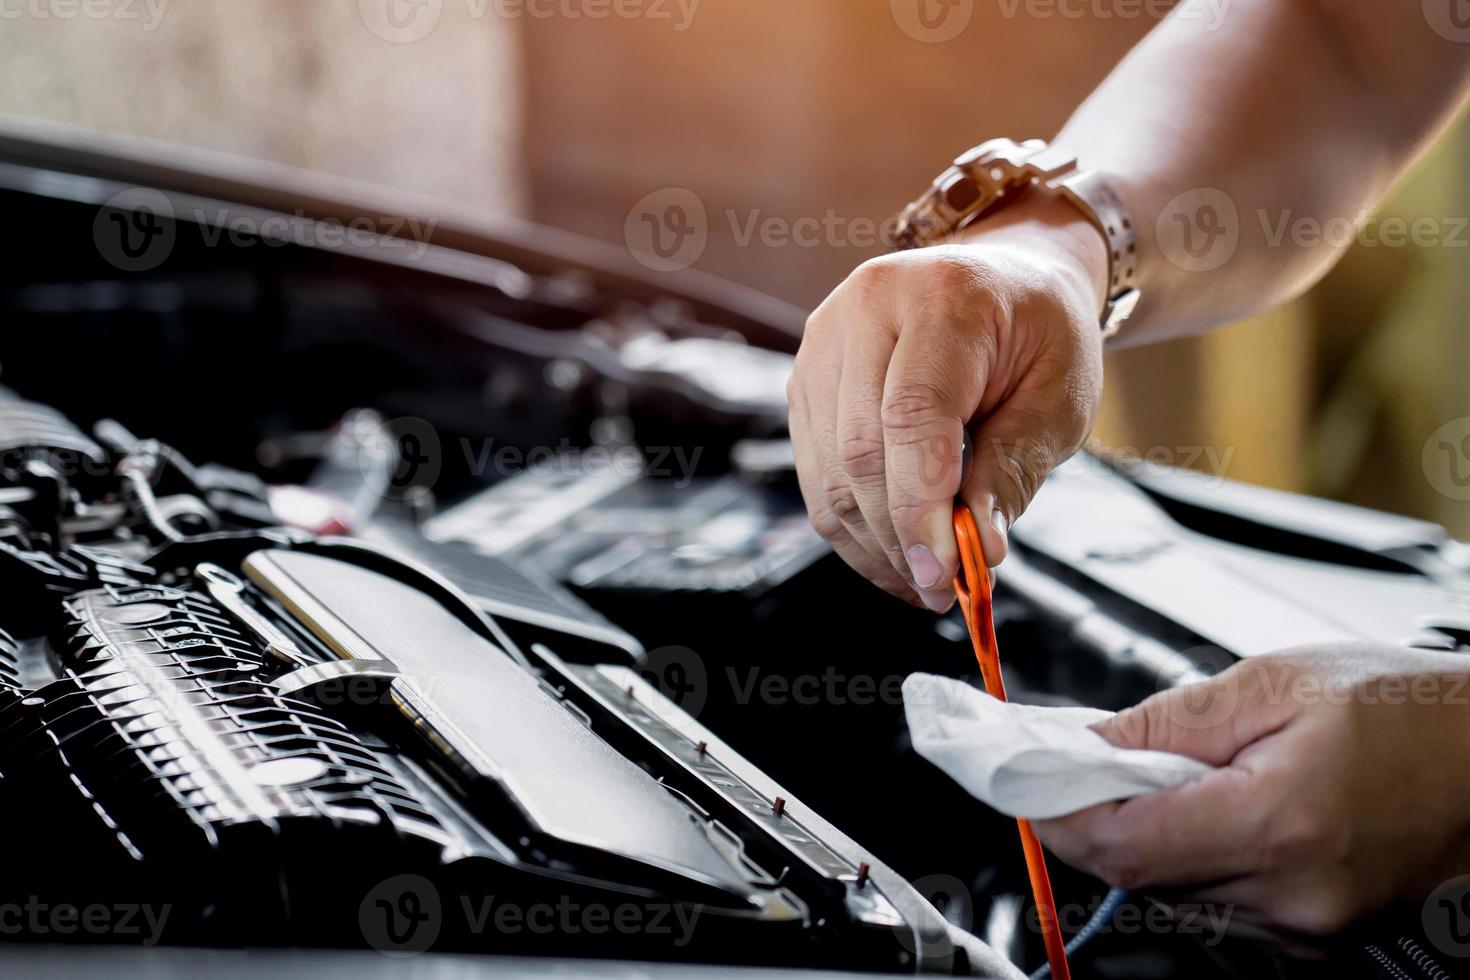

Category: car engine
[1, 118, 1468, 980]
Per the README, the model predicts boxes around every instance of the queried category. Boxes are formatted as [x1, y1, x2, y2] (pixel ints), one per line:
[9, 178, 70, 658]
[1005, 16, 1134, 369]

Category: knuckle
[803, 299, 838, 338]
[886, 495, 933, 524]
[990, 444, 1045, 512]
[1071, 820, 1146, 890]
[828, 491, 862, 526]
[1093, 845, 1146, 891]
[1263, 804, 1337, 867]
[881, 382, 950, 436]
[805, 499, 849, 541]
[820, 472, 864, 528]
[921, 249, 985, 290]
[922, 253, 1008, 324]
[844, 257, 900, 304]
[1110, 700, 1158, 749]
[838, 423, 887, 482]
[1279, 886, 1356, 936]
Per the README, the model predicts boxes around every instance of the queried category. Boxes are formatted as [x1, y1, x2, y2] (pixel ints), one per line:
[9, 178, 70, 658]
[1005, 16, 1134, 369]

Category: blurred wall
[519, 0, 1151, 305]
[518, 0, 1468, 535]
[516, 0, 1314, 495]
[0, 0, 525, 213]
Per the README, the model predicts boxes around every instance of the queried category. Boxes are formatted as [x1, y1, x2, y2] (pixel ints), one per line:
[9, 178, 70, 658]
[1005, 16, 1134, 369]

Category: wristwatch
[891, 138, 1142, 339]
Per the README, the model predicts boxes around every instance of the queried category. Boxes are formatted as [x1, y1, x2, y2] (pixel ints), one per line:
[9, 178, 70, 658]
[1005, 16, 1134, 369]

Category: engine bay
[1, 121, 1469, 980]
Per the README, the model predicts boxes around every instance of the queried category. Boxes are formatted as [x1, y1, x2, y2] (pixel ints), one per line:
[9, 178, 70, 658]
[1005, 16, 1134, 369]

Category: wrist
[956, 187, 1113, 326]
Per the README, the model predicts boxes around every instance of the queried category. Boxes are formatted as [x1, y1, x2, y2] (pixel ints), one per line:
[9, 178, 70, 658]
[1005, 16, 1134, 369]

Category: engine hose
[1028, 888, 1131, 980]
[117, 443, 187, 544]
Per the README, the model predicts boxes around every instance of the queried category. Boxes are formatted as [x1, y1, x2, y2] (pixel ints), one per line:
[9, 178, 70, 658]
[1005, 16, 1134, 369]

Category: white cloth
[902, 673, 1211, 820]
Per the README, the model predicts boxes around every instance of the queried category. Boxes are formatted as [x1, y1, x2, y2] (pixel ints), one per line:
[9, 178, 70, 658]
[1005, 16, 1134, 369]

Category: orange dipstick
[952, 504, 1071, 980]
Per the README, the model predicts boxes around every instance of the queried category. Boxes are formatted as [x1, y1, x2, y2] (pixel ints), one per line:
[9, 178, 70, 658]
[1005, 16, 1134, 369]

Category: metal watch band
[891, 138, 1141, 339]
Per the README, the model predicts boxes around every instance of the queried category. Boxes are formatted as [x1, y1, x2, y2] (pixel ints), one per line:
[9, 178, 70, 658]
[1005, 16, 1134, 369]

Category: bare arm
[789, 0, 1470, 615]
[1060, 0, 1470, 344]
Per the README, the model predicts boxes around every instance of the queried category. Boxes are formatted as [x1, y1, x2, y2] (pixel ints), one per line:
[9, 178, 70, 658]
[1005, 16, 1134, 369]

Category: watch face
[941, 171, 983, 212]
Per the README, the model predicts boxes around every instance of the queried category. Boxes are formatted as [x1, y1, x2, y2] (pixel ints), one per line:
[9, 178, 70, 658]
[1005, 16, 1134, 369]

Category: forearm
[1052, 0, 1470, 345]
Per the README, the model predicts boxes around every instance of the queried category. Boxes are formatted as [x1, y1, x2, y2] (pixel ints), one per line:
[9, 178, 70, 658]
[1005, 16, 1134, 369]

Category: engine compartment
[0, 122, 1468, 980]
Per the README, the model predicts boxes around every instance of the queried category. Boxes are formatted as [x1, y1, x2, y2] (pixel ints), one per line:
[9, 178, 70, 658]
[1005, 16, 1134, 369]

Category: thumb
[1092, 662, 1288, 766]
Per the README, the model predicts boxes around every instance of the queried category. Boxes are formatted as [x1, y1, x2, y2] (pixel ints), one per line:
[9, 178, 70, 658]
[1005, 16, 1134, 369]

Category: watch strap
[1049, 169, 1141, 339]
[892, 139, 1142, 339]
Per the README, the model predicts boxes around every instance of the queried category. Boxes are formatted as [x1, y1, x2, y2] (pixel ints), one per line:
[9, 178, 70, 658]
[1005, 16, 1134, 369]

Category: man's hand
[1034, 645, 1470, 936]
[787, 192, 1108, 611]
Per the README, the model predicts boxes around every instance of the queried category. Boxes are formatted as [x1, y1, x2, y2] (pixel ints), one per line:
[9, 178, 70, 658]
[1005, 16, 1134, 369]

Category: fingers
[790, 374, 922, 605]
[834, 310, 916, 588]
[1034, 660, 1308, 891]
[882, 316, 989, 611]
[792, 261, 923, 606]
[1092, 659, 1297, 765]
[788, 245, 1098, 603]
[1034, 764, 1275, 890]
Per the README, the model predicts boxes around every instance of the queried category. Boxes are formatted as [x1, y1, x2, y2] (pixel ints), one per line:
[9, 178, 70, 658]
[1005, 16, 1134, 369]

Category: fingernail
[918, 587, 953, 614]
[990, 509, 1009, 540]
[906, 544, 944, 589]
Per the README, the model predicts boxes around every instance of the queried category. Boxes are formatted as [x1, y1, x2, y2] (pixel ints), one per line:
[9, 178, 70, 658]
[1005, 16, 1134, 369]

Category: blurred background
[1, 0, 1465, 535]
